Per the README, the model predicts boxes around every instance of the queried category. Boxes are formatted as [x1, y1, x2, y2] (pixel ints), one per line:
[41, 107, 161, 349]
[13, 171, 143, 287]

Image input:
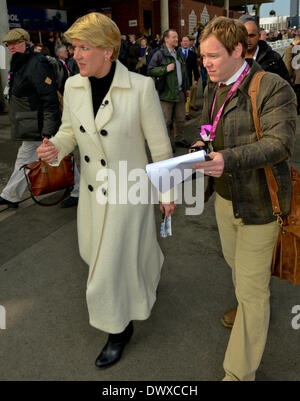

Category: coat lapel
[94, 89, 114, 130]
[94, 61, 131, 131]
[69, 61, 131, 149]
[69, 76, 101, 148]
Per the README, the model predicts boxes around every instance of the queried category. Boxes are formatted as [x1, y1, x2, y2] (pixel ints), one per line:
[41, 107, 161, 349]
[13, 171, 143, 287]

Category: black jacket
[127, 42, 140, 71]
[181, 48, 200, 87]
[56, 59, 70, 94]
[46, 57, 69, 94]
[256, 40, 290, 82]
[9, 46, 60, 140]
[118, 39, 129, 66]
[67, 57, 79, 76]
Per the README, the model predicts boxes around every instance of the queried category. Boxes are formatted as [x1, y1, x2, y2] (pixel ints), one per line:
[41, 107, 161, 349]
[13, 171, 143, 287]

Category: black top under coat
[89, 62, 116, 117]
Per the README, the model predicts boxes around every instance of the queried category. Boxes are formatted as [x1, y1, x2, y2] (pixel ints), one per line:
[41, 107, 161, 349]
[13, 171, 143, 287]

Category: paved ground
[0, 90, 299, 382]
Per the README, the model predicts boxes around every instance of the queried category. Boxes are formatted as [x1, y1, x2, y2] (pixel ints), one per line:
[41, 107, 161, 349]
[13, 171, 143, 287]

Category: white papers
[146, 150, 206, 193]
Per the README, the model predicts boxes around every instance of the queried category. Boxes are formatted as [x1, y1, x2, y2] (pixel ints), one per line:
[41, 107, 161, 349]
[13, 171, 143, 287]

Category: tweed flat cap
[188, 35, 195, 40]
[2, 28, 30, 44]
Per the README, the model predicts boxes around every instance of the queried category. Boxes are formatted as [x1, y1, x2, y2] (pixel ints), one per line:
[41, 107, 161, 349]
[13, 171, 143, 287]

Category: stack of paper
[146, 150, 206, 193]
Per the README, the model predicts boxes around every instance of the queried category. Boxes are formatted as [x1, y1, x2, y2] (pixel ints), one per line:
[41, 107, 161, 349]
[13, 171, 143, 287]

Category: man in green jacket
[148, 29, 190, 151]
[192, 17, 296, 381]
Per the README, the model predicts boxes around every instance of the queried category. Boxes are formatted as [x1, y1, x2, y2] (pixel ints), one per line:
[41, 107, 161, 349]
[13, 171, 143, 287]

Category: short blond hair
[64, 12, 121, 62]
[200, 17, 248, 58]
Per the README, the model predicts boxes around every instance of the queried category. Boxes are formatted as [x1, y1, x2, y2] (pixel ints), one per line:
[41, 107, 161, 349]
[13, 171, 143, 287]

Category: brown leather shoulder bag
[249, 72, 300, 285]
[22, 154, 75, 207]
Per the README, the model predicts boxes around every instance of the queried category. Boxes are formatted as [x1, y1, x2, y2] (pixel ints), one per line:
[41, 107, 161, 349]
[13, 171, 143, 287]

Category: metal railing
[268, 38, 294, 56]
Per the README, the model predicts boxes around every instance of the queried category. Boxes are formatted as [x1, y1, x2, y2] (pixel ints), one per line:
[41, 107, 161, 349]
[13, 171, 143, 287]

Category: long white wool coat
[50, 61, 173, 333]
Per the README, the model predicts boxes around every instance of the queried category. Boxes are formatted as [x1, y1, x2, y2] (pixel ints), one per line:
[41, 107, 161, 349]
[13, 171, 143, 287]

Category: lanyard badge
[199, 63, 250, 152]
[199, 125, 214, 153]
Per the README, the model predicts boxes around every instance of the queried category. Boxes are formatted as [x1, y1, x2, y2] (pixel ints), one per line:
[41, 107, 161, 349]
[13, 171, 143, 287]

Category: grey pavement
[0, 94, 300, 382]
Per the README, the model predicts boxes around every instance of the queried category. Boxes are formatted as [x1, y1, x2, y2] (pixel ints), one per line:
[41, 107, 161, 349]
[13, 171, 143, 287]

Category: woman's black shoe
[95, 322, 134, 368]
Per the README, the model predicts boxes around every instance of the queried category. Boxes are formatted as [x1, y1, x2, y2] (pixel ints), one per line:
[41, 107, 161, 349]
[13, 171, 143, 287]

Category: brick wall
[111, 0, 243, 37]
[7, 0, 242, 37]
[111, 0, 140, 35]
[139, 0, 155, 35]
[112, 0, 159, 36]
[174, 0, 242, 37]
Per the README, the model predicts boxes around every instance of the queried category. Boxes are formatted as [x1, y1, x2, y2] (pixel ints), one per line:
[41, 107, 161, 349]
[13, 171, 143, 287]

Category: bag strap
[21, 162, 73, 207]
[22, 165, 73, 207]
[248, 71, 282, 217]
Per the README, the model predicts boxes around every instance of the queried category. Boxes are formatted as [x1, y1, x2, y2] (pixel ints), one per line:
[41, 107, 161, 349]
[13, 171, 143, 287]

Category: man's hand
[167, 63, 175, 73]
[37, 138, 59, 163]
[160, 201, 176, 217]
[192, 151, 225, 178]
[189, 140, 205, 153]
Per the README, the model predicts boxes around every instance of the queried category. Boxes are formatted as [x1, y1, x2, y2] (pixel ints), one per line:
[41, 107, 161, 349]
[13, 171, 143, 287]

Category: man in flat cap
[0, 28, 61, 209]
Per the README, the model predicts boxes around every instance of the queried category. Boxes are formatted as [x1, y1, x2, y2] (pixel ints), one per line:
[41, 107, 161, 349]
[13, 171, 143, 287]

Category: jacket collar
[238, 59, 263, 95]
[206, 59, 263, 117]
[69, 60, 131, 90]
[207, 59, 263, 95]
[256, 40, 272, 62]
[161, 44, 181, 58]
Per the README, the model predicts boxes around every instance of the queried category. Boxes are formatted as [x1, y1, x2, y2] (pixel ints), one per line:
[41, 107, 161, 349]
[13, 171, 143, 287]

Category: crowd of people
[261, 26, 300, 42]
[0, 12, 298, 382]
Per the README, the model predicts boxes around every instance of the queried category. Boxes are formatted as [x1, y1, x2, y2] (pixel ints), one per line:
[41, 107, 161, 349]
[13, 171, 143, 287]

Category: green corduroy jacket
[202, 59, 297, 225]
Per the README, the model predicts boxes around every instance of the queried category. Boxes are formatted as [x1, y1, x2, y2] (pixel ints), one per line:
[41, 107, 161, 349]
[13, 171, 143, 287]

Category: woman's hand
[160, 201, 176, 217]
[37, 138, 59, 163]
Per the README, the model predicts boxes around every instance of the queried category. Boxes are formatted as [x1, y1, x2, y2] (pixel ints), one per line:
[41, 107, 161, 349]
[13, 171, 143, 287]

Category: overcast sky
[252, 0, 294, 17]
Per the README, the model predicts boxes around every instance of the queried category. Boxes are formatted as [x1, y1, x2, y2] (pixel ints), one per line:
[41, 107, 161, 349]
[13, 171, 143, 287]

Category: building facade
[290, 0, 299, 17]
[6, 0, 242, 38]
[260, 16, 288, 32]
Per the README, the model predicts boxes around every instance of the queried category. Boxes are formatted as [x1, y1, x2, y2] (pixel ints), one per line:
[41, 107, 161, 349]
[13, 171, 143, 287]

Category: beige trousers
[215, 194, 279, 381]
[185, 84, 197, 115]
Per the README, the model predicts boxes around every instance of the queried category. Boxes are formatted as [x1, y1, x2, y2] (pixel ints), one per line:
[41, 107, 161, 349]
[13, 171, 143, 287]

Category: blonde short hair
[200, 17, 248, 58]
[64, 12, 121, 62]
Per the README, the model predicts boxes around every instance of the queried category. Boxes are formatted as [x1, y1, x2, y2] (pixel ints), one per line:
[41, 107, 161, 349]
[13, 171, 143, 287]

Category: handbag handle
[248, 71, 282, 217]
[22, 166, 73, 207]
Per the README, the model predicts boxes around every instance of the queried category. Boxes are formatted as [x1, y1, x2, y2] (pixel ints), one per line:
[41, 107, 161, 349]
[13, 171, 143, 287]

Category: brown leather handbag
[249, 71, 300, 285]
[22, 154, 75, 207]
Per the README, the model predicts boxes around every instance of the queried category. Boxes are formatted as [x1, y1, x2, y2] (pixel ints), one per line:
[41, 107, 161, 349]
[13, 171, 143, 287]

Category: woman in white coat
[37, 12, 175, 368]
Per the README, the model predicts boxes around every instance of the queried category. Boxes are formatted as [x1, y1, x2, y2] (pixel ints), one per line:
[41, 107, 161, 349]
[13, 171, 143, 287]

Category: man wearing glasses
[0, 28, 61, 209]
